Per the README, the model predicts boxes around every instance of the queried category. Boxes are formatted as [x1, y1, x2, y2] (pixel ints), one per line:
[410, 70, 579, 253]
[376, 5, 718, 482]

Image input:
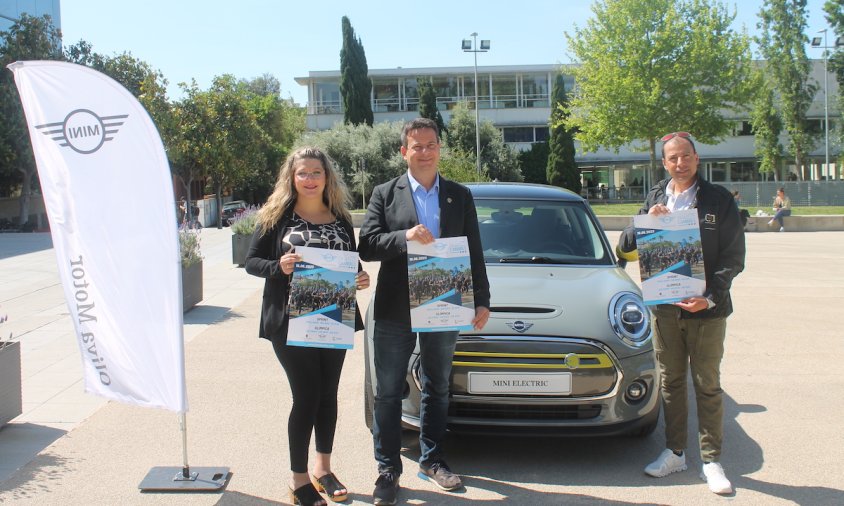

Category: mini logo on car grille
[506, 321, 533, 333]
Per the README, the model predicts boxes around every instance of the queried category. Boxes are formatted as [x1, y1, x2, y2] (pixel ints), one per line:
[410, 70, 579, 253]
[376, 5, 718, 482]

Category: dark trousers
[372, 319, 458, 474]
[272, 338, 346, 473]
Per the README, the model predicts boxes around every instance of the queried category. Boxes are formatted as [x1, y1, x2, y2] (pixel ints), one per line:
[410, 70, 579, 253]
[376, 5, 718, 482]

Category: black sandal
[288, 483, 327, 506]
[311, 472, 349, 502]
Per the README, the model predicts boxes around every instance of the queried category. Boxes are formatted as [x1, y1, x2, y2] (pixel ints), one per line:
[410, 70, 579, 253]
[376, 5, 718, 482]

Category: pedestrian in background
[768, 187, 791, 232]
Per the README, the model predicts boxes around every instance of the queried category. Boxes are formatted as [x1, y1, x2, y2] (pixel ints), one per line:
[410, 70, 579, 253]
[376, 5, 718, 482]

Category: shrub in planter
[179, 226, 203, 311]
[230, 206, 258, 267]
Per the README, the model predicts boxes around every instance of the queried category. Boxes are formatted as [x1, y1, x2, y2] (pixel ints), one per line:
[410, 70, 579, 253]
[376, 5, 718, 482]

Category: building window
[502, 127, 534, 143]
[492, 75, 517, 108]
[732, 121, 753, 136]
[314, 82, 341, 114]
[534, 127, 549, 142]
[522, 74, 550, 108]
[403, 78, 419, 111]
[372, 78, 400, 112]
[463, 75, 491, 109]
[730, 161, 757, 182]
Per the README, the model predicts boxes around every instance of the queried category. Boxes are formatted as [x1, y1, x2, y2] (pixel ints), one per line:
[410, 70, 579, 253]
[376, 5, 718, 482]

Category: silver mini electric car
[363, 183, 659, 436]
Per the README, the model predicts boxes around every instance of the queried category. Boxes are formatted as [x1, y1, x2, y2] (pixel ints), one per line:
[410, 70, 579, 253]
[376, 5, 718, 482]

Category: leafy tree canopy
[563, 0, 753, 181]
[445, 101, 522, 182]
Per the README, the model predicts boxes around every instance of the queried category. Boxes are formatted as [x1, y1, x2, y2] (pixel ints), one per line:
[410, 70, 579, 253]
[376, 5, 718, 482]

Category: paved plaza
[0, 227, 842, 505]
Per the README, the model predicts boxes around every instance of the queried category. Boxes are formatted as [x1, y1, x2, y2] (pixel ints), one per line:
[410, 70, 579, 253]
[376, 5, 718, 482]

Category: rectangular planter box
[0, 341, 22, 427]
[181, 262, 203, 312]
[232, 233, 251, 267]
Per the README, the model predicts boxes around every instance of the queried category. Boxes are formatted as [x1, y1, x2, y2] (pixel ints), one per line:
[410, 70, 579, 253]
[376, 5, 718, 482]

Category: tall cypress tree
[339, 16, 373, 126]
[417, 78, 446, 134]
[546, 73, 580, 194]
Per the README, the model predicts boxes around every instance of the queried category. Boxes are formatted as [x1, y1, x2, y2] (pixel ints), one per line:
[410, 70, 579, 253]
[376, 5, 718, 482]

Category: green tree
[563, 0, 753, 187]
[64, 41, 175, 154]
[238, 74, 305, 203]
[518, 141, 549, 184]
[301, 121, 405, 202]
[823, 0, 844, 169]
[417, 77, 446, 134]
[339, 16, 373, 126]
[351, 159, 373, 209]
[204, 75, 267, 227]
[169, 81, 213, 221]
[757, 0, 817, 179]
[749, 72, 783, 179]
[439, 148, 491, 183]
[547, 73, 580, 193]
[445, 101, 522, 182]
[0, 14, 63, 227]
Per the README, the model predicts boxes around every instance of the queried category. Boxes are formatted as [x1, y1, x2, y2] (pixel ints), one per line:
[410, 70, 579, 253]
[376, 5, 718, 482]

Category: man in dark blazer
[359, 118, 490, 505]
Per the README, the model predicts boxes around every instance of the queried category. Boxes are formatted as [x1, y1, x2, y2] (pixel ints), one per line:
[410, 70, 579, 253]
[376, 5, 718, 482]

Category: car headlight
[608, 292, 651, 347]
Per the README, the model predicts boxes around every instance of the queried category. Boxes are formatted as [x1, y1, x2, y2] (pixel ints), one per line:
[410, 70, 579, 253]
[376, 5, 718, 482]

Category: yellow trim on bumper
[453, 351, 613, 369]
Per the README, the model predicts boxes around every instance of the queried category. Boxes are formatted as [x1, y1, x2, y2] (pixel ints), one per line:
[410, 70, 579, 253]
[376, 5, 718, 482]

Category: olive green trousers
[652, 305, 727, 462]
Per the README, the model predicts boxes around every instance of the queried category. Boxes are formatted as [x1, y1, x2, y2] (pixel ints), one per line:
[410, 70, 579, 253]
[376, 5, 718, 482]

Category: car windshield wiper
[499, 256, 565, 264]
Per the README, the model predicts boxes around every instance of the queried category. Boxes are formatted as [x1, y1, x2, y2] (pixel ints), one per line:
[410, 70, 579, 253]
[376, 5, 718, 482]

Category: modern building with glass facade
[0, 0, 61, 33]
[296, 61, 840, 192]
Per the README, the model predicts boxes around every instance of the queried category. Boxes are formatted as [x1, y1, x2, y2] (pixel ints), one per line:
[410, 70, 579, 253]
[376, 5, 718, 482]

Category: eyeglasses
[661, 132, 691, 142]
[295, 171, 325, 180]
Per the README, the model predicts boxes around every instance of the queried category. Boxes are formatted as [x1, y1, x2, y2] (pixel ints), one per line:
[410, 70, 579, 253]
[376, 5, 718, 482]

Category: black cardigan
[245, 210, 364, 341]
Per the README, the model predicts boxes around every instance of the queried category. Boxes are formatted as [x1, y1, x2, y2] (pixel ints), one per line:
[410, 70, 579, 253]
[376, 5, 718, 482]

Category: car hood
[472, 264, 649, 357]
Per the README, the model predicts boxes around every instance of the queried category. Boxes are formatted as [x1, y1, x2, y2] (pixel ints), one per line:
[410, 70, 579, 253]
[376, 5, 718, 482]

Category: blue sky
[60, 0, 833, 106]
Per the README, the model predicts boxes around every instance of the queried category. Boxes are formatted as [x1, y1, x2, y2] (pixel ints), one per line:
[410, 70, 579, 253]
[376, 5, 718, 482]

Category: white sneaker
[701, 462, 733, 494]
[644, 449, 687, 477]
[779, 227, 785, 232]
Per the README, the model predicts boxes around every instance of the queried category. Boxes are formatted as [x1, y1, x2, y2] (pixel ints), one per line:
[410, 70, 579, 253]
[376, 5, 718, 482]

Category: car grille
[446, 340, 620, 397]
[448, 402, 601, 420]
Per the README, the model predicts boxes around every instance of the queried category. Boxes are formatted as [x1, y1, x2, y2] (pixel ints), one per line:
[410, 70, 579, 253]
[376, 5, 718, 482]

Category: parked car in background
[221, 200, 247, 226]
[363, 183, 659, 436]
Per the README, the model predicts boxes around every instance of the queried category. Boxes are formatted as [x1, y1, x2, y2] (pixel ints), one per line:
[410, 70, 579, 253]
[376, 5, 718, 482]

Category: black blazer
[245, 209, 364, 341]
[358, 174, 490, 325]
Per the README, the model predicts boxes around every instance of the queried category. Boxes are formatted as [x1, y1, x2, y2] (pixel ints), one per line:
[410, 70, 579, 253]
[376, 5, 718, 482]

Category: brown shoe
[418, 460, 463, 491]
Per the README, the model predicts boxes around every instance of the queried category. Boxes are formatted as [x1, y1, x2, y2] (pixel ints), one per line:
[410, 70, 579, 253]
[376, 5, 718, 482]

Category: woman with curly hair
[246, 146, 370, 505]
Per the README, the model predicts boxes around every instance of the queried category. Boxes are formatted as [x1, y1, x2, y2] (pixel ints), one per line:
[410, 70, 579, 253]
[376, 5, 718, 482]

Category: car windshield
[475, 198, 612, 265]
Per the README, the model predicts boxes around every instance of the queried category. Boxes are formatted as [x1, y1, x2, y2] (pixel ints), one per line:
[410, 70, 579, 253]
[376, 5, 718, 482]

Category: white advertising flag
[9, 61, 187, 412]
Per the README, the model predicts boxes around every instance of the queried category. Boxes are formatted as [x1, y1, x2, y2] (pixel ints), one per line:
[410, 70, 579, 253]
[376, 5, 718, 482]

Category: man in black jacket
[359, 118, 490, 505]
[617, 132, 745, 495]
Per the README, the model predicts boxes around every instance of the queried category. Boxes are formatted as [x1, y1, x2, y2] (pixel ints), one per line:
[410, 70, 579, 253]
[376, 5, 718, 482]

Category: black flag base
[138, 466, 230, 492]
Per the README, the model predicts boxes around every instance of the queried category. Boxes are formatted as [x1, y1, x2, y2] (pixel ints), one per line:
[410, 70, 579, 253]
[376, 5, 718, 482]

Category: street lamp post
[811, 31, 844, 181]
[462, 33, 490, 177]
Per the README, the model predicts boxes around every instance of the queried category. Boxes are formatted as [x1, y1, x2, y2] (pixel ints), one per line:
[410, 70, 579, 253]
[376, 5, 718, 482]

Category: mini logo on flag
[35, 109, 128, 154]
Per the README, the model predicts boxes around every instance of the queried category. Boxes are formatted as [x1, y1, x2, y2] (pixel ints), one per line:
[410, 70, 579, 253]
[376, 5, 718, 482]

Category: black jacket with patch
[618, 177, 746, 319]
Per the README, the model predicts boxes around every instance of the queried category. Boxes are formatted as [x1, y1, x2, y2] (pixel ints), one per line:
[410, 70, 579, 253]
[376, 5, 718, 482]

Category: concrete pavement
[1, 228, 843, 504]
